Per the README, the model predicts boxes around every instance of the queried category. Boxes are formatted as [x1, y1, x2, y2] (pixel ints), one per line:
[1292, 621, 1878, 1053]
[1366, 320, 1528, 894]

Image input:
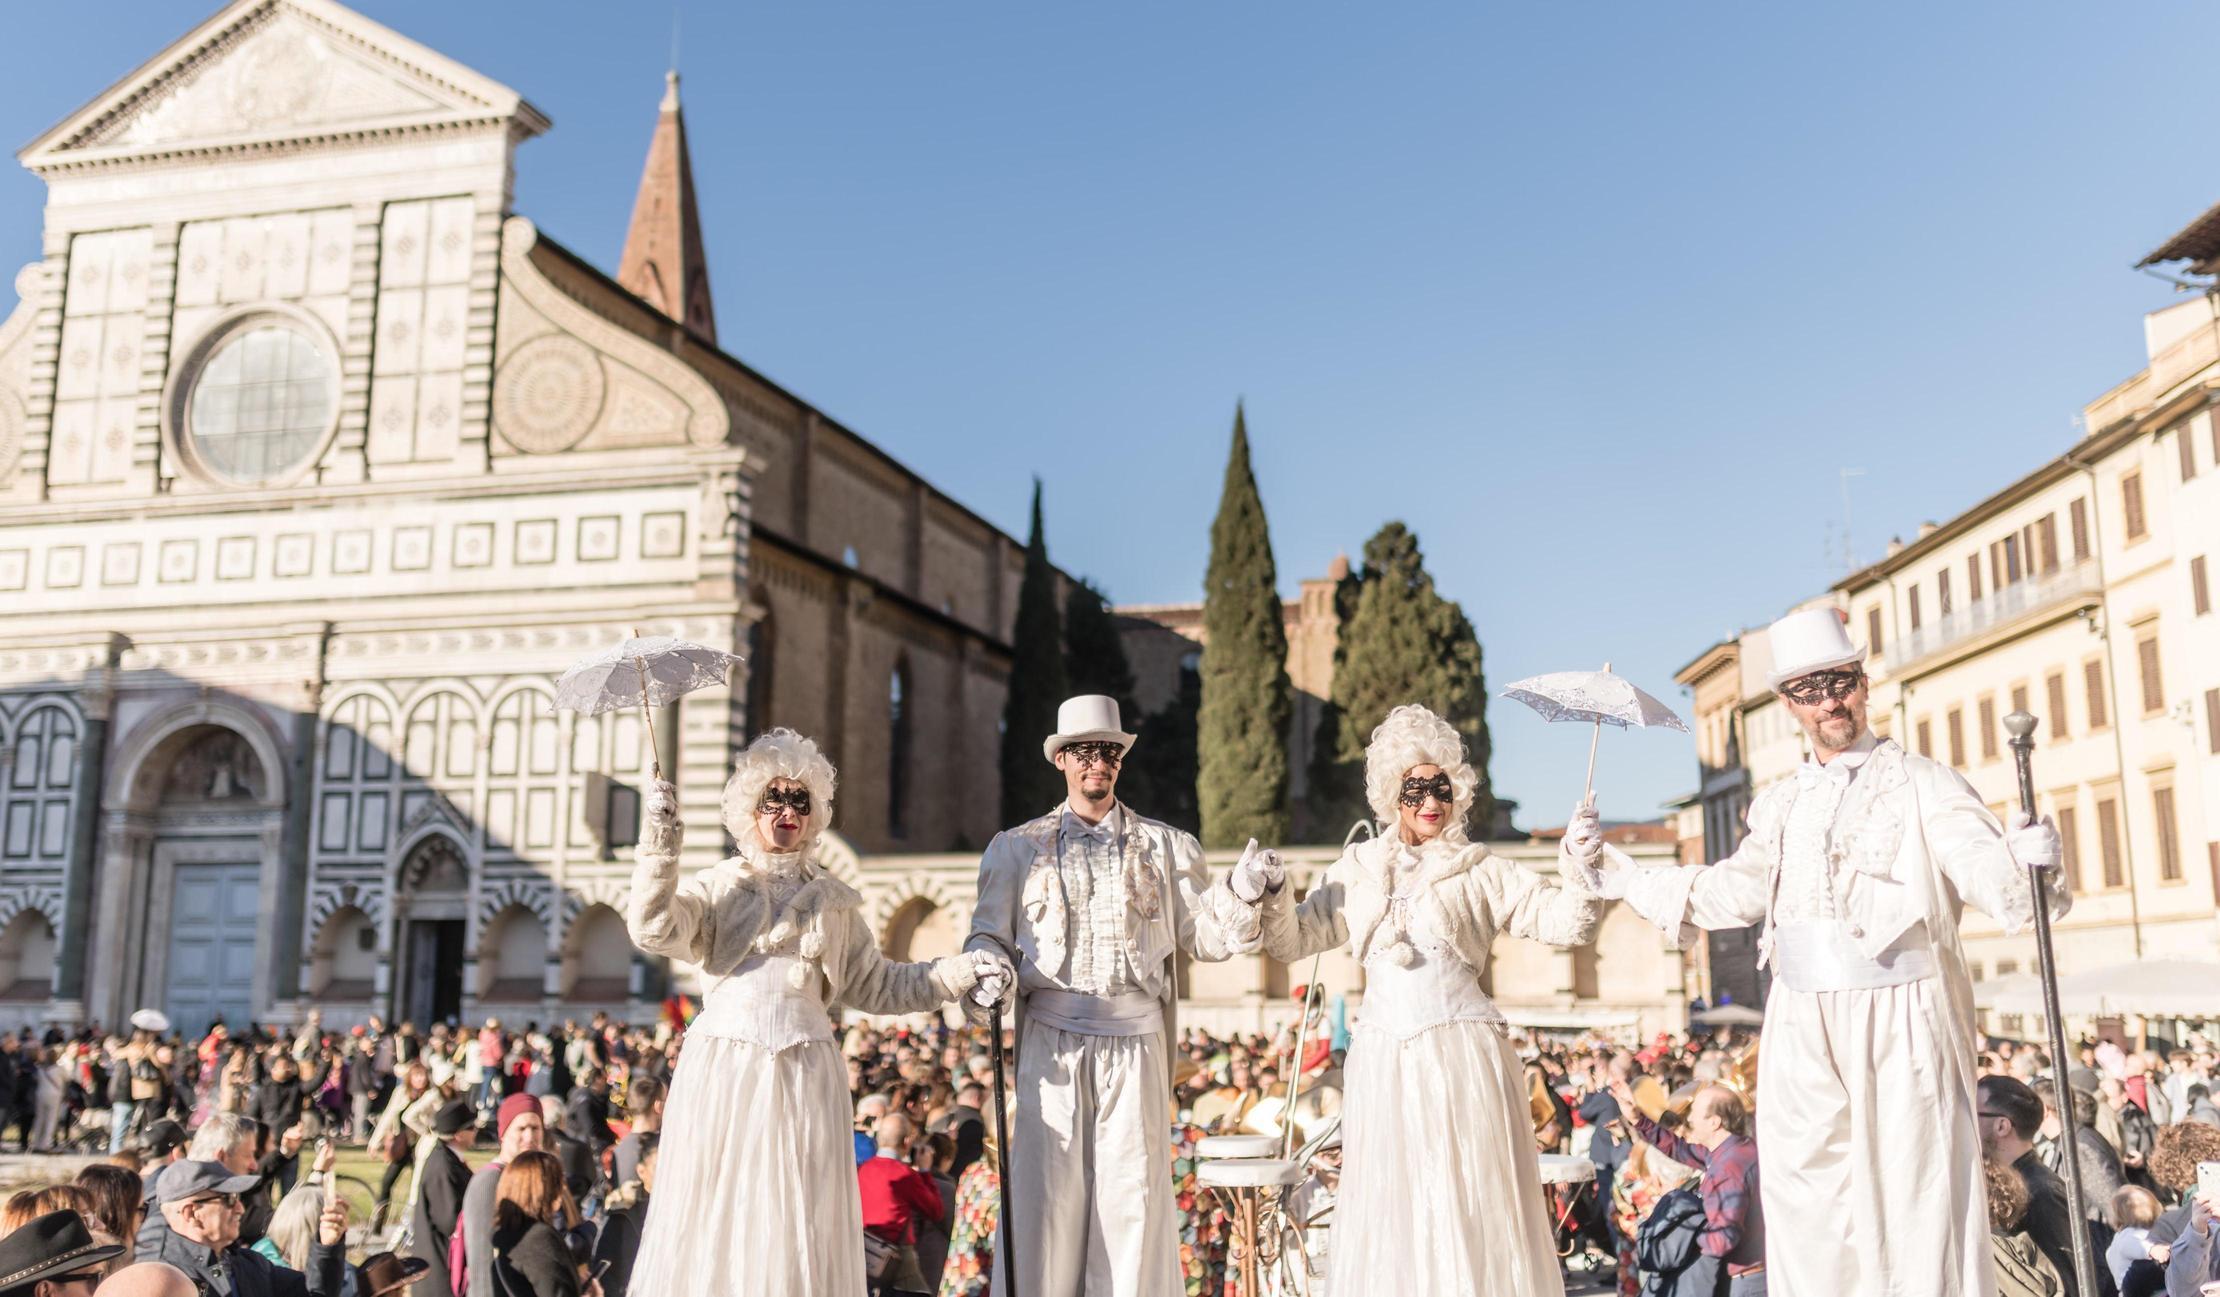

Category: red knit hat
[497, 1093, 539, 1138]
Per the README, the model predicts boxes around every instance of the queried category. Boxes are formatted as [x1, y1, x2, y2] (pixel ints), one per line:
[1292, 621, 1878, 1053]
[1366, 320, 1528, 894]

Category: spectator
[491, 1152, 596, 1297]
[72, 1165, 144, 1246]
[1983, 1075, 2084, 1297]
[540, 1094, 594, 1205]
[147, 1161, 346, 1297]
[250, 1184, 327, 1275]
[1987, 1155, 2066, 1297]
[934, 1084, 986, 1181]
[183, 1111, 298, 1250]
[2037, 1080, 2126, 1212]
[409, 1099, 478, 1295]
[465, 1095, 546, 1297]
[2, 1186, 98, 1235]
[0, 1209, 125, 1295]
[30, 1048, 65, 1153]
[2105, 1185, 2161, 1291]
[2163, 1180, 2220, 1295]
[1610, 1076, 1764, 1295]
[913, 1132, 957, 1293]
[858, 1113, 946, 1297]
[367, 1063, 429, 1231]
[2185, 1084, 2220, 1130]
[93, 1262, 197, 1297]
[593, 1137, 655, 1297]
[610, 1079, 661, 1193]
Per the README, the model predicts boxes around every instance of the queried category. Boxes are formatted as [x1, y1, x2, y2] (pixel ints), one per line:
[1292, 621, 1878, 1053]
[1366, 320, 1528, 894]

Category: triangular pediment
[20, 0, 547, 171]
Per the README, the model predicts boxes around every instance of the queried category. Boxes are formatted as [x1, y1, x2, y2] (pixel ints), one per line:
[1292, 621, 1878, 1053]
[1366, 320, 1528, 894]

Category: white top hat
[1765, 606, 1867, 690]
[1043, 694, 1137, 763]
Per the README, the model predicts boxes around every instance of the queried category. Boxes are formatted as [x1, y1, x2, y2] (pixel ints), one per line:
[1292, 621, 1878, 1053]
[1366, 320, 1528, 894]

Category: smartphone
[589, 1260, 612, 1283]
[2199, 1160, 2220, 1201]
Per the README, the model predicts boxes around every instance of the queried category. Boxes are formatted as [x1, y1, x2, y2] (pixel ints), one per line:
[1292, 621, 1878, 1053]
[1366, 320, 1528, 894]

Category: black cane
[2004, 710, 2098, 1297]
[978, 984, 1017, 1297]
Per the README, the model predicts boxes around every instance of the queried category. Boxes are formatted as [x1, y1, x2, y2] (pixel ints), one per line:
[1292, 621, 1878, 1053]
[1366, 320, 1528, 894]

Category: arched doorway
[0, 910, 55, 1003]
[881, 896, 962, 963]
[479, 904, 547, 1005]
[564, 904, 632, 1003]
[148, 727, 278, 1035]
[394, 835, 469, 1026]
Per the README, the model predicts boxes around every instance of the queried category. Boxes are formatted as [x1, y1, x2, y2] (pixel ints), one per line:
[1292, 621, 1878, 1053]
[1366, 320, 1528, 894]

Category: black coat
[549, 1128, 596, 1201]
[563, 1089, 612, 1150]
[493, 1219, 581, 1297]
[153, 1230, 344, 1297]
[593, 1193, 649, 1297]
[411, 1139, 475, 1293]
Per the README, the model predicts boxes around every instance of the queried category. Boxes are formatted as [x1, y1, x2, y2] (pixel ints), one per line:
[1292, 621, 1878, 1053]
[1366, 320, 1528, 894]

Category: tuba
[1722, 1034, 1761, 1111]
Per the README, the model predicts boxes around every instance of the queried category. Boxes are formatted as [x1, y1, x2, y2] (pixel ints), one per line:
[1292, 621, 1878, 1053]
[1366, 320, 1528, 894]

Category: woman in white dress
[1232, 704, 1602, 1296]
[626, 729, 997, 1296]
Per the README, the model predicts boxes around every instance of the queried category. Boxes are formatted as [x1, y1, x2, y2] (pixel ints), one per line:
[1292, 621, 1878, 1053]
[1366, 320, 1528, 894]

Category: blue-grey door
[166, 863, 261, 1035]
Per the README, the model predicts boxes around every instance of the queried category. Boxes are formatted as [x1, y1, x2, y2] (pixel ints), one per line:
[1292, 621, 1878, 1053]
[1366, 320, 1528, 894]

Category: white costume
[627, 730, 983, 1297]
[966, 701, 1258, 1297]
[1610, 614, 2068, 1297]
[1240, 706, 1596, 1297]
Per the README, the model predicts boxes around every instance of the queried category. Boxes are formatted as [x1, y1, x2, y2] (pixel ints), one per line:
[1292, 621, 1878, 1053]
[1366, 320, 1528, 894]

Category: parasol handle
[1581, 661, 1611, 808]
[631, 626, 662, 781]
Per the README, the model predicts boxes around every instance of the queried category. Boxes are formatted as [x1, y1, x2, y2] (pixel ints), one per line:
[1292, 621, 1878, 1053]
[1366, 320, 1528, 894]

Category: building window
[1938, 569, 1953, 615]
[1867, 607, 1884, 653]
[2123, 472, 2147, 541]
[2070, 499, 2090, 561]
[2036, 515, 2059, 574]
[2181, 426, 2200, 481]
[2138, 632, 2165, 715]
[1947, 708, 1965, 767]
[2085, 659, 2108, 729]
[2156, 786, 2182, 882]
[2057, 805, 2081, 893]
[1908, 587, 1922, 632]
[743, 613, 774, 741]
[2046, 672, 2068, 740]
[2207, 687, 2220, 756]
[2210, 842, 2220, 902]
[2097, 797, 2124, 888]
[2193, 556, 2211, 616]
[887, 661, 911, 839]
[1967, 554, 1984, 602]
[1978, 697, 1998, 761]
[2011, 683, 2029, 719]
[177, 316, 340, 486]
[1917, 718, 1932, 758]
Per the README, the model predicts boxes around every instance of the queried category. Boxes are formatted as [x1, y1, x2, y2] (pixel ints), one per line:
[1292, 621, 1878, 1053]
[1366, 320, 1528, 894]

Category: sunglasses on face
[757, 786, 812, 816]
[1398, 773, 1454, 808]
[1779, 669, 1864, 707]
[188, 1194, 243, 1212]
[1061, 742, 1124, 769]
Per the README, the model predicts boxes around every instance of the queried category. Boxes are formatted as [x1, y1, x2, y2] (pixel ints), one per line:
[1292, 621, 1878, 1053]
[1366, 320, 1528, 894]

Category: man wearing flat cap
[0, 1209, 123, 1295]
[407, 1099, 476, 1295]
[965, 695, 1261, 1296]
[149, 1161, 346, 1295]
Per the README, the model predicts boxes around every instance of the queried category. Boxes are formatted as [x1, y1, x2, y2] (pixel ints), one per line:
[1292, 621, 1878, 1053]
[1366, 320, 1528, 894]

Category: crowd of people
[0, 1005, 2216, 1296]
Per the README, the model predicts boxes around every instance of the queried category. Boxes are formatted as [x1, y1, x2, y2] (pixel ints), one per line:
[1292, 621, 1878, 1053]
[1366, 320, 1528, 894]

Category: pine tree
[1313, 522, 1493, 835]
[1197, 404, 1292, 848]
[1000, 480, 1069, 823]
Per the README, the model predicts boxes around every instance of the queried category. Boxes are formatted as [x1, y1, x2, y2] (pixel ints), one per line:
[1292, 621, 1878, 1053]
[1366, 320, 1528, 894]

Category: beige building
[0, 0, 1061, 1035]
[1679, 206, 2220, 1030]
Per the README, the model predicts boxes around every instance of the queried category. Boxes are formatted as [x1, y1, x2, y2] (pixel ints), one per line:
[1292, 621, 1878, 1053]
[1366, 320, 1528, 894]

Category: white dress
[1252, 836, 1596, 1297]
[627, 843, 969, 1297]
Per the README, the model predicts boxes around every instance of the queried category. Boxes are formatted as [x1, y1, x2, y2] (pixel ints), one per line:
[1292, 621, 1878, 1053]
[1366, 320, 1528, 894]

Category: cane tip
[2002, 711, 2038, 739]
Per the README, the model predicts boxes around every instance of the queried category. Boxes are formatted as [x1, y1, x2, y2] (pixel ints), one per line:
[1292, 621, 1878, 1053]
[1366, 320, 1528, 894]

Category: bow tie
[1797, 762, 1854, 791]
[1064, 818, 1114, 844]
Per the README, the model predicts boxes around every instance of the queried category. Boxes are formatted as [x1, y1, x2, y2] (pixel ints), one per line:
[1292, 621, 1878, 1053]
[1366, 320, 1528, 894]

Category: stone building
[0, 0, 1048, 1034]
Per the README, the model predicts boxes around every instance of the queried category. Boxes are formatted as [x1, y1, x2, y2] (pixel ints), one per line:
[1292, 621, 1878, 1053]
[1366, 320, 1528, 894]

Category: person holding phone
[2161, 1164, 2220, 1296]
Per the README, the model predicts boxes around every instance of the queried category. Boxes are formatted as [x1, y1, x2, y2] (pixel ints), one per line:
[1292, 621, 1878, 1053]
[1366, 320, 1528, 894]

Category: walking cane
[2004, 710, 2098, 1297]
[976, 981, 1017, 1297]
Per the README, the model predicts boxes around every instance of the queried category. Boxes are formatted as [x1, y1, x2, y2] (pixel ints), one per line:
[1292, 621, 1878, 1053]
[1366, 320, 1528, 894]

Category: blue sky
[4, 2, 2210, 829]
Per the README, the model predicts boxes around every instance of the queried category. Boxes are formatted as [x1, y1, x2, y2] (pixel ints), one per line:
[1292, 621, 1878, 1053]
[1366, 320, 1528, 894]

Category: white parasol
[1500, 661, 1689, 806]
[129, 1008, 170, 1034]
[554, 629, 743, 779]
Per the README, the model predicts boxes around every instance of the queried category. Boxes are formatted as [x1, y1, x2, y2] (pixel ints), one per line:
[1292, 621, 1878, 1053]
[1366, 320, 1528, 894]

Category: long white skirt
[628, 1033, 865, 1296]
[1329, 1019, 1565, 1297]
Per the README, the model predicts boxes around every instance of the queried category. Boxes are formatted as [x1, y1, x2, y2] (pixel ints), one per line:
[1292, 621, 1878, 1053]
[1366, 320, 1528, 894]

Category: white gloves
[1593, 843, 1634, 900]
[1561, 802, 1604, 873]
[967, 949, 1017, 1011]
[640, 780, 683, 856]
[1230, 838, 1286, 904]
[2006, 812, 2061, 871]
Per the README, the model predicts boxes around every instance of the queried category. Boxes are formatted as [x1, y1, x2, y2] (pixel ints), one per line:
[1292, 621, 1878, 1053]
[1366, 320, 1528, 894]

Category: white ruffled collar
[736, 840, 813, 880]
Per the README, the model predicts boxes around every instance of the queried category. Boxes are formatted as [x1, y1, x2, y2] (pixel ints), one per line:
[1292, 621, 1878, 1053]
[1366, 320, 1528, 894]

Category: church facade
[0, 0, 1037, 1034]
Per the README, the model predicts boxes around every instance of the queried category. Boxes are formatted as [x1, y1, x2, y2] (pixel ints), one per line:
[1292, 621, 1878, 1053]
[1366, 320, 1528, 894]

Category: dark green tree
[1136, 658, 1202, 834]
[1000, 479, 1069, 823]
[1310, 522, 1493, 836]
[1063, 578, 1152, 810]
[1197, 404, 1292, 848]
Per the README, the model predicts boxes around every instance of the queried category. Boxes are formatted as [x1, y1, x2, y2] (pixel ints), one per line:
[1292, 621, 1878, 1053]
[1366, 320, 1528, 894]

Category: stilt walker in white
[1573, 608, 2066, 1297]
[1226, 704, 1600, 1297]
[626, 729, 999, 1296]
[964, 695, 1262, 1297]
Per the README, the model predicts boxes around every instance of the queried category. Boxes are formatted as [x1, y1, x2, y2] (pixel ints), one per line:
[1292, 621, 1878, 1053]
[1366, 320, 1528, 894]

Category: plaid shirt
[1630, 1114, 1765, 1274]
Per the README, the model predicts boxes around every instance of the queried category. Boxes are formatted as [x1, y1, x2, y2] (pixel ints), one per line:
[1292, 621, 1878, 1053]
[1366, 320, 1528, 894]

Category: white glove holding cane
[2006, 811, 2061, 871]
[1560, 800, 1633, 899]
[964, 948, 1017, 1024]
[1229, 838, 1286, 903]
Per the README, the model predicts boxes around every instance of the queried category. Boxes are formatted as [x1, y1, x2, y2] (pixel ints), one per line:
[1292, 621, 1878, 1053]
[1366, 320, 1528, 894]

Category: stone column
[268, 702, 318, 1013]
[84, 813, 154, 1031]
[47, 687, 112, 1027]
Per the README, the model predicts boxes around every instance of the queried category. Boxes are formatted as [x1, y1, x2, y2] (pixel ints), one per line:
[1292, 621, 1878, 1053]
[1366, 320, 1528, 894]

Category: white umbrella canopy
[1691, 1003, 1766, 1027]
[554, 631, 743, 778]
[129, 1008, 170, 1034]
[1500, 661, 1690, 804]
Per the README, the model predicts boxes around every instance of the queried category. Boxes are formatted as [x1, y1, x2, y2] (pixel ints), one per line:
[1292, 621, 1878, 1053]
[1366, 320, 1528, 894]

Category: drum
[1197, 1134, 1282, 1160]
[1198, 1137, 1307, 1295]
[1536, 1153, 1596, 1186]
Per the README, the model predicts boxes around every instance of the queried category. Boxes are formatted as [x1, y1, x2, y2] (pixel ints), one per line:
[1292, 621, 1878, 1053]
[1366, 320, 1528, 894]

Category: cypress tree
[1313, 522, 1493, 835]
[1137, 660, 1202, 834]
[1061, 580, 1139, 721]
[1197, 404, 1292, 848]
[1000, 479, 1069, 823]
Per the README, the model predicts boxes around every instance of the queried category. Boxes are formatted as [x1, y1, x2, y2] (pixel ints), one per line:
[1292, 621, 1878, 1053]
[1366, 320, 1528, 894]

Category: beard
[1076, 775, 1114, 805]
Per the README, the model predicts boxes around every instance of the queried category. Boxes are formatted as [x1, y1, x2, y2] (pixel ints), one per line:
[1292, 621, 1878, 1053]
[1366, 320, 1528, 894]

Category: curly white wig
[721, 728, 839, 849]
[1363, 704, 1479, 842]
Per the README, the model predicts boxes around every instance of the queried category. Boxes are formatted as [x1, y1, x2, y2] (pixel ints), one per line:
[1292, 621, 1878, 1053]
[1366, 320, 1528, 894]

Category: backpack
[1634, 1186, 1708, 1296]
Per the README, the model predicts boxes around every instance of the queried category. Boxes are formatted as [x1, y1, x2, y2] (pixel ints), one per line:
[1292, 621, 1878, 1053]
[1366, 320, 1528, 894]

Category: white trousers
[1757, 978, 1992, 1297]
[992, 1018, 1178, 1297]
